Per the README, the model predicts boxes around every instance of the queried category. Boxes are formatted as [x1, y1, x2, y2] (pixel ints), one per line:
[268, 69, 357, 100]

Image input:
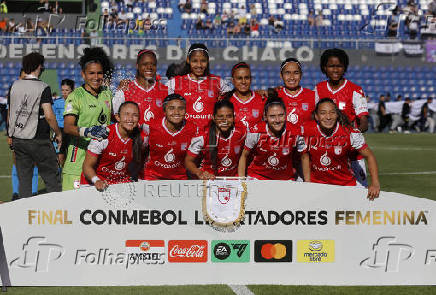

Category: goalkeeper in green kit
[62, 47, 114, 190]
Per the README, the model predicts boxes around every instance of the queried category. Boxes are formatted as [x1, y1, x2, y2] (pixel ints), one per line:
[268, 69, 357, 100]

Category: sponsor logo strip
[297, 240, 335, 263]
[254, 240, 292, 263]
[211, 240, 250, 263]
[168, 240, 208, 263]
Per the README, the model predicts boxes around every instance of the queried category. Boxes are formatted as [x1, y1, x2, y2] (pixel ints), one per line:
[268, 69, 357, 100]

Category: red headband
[231, 62, 250, 76]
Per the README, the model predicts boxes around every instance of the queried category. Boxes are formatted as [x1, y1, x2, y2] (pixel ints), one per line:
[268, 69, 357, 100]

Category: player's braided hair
[313, 98, 352, 131]
[209, 99, 235, 174]
[79, 47, 114, 81]
[320, 48, 349, 75]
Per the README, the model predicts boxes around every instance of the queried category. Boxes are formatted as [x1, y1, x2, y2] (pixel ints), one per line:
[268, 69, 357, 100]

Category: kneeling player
[185, 100, 247, 179]
[299, 98, 380, 200]
[82, 102, 145, 191]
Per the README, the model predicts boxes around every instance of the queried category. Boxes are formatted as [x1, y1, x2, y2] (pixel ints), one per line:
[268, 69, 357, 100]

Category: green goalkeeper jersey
[63, 86, 112, 176]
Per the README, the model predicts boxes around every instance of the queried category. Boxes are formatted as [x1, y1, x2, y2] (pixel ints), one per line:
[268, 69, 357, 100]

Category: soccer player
[82, 102, 145, 191]
[185, 100, 247, 179]
[222, 62, 264, 129]
[63, 47, 114, 190]
[299, 98, 380, 200]
[167, 43, 231, 129]
[112, 49, 168, 125]
[276, 58, 315, 128]
[53, 79, 74, 167]
[315, 48, 369, 186]
[238, 93, 300, 180]
[142, 94, 198, 180]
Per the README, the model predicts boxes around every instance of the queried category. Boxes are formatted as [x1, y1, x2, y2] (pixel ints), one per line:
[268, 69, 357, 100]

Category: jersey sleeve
[350, 130, 368, 151]
[63, 92, 80, 117]
[112, 90, 125, 115]
[87, 138, 109, 156]
[219, 77, 233, 94]
[141, 131, 149, 148]
[314, 85, 320, 104]
[141, 124, 150, 148]
[187, 134, 205, 157]
[166, 78, 175, 94]
[244, 132, 260, 150]
[352, 88, 369, 117]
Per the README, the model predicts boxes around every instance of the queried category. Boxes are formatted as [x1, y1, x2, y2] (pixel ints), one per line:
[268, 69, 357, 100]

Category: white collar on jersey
[216, 126, 235, 142]
[187, 73, 207, 83]
[115, 123, 131, 144]
[266, 123, 286, 139]
[316, 122, 340, 139]
[326, 79, 348, 95]
[161, 117, 186, 136]
[134, 79, 156, 92]
[232, 91, 255, 104]
[283, 86, 303, 98]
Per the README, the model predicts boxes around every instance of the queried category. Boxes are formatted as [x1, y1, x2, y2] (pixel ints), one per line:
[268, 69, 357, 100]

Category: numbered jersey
[299, 120, 368, 186]
[167, 74, 231, 129]
[143, 118, 199, 180]
[113, 80, 168, 125]
[277, 87, 315, 128]
[244, 121, 300, 180]
[188, 123, 247, 176]
[81, 123, 147, 184]
[315, 79, 368, 124]
[229, 91, 264, 129]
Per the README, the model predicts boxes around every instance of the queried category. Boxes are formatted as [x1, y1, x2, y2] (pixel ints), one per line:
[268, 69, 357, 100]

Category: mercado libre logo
[211, 240, 250, 263]
[168, 240, 208, 263]
[297, 240, 335, 263]
[125, 240, 165, 265]
[254, 240, 292, 263]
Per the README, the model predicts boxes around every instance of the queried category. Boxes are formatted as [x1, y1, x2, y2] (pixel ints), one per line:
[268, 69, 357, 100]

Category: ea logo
[164, 149, 175, 163]
[115, 156, 126, 170]
[221, 155, 232, 167]
[140, 241, 150, 252]
[214, 243, 231, 260]
[320, 152, 331, 166]
[268, 153, 279, 167]
[193, 97, 204, 113]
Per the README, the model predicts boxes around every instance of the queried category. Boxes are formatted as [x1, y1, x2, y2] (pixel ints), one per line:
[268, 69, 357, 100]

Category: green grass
[1, 132, 436, 294]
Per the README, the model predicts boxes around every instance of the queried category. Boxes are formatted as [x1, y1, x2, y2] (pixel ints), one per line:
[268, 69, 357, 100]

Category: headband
[188, 47, 208, 56]
[280, 59, 302, 72]
[231, 62, 250, 76]
[137, 49, 156, 59]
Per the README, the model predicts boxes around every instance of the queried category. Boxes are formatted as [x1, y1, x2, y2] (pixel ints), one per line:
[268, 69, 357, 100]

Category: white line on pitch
[0, 176, 11, 178]
[371, 147, 436, 151]
[380, 171, 436, 175]
[228, 285, 255, 295]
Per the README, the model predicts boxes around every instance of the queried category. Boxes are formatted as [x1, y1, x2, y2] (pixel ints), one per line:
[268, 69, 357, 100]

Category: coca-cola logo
[168, 240, 208, 263]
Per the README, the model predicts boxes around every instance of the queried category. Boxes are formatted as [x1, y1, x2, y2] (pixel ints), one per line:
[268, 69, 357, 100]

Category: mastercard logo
[255, 240, 292, 262]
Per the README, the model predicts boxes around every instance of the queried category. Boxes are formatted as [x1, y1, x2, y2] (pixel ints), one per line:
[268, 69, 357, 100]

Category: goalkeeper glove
[80, 126, 109, 141]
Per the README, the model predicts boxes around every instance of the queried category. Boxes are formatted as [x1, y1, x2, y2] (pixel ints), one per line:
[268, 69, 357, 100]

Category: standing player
[315, 48, 369, 186]
[185, 100, 247, 179]
[112, 49, 168, 125]
[299, 98, 380, 200]
[277, 57, 316, 128]
[82, 102, 145, 191]
[167, 43, 232, 130]
[222, 62, 264, 129]
[142, 94, 198, 180]
[238, 94, 300, 180]
[63, 47, 114, 190]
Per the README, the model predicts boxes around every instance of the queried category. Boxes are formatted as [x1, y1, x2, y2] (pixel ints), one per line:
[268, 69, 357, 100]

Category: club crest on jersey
[208, 90, 214, 98]
[221, 155, 232, 167]
[104, 101, 110, 109]
[156, 99, 162, 107]
[320, 151, 331, 166]
[181, 143, 187, 151]
[267, 153, 279, 167]
[193, 97, 204, 113]
[302, 103, 308, 111]
[252, 109, 259, 118]
[334, 146, 342, 155]
[217, 187, 231, 204]
[282, 147, 290, 155]
[164, 149, 175, 163]
[115, 156, 126, 170]
[339, 102, 346, 110]
[234, 145, 240, 154]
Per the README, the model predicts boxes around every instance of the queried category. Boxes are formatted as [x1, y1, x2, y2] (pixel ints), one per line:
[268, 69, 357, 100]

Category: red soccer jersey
[187, 123, 247, 176]
[299, 121, 368, 186]
[229, 91, 264, 129]
[244, 121, 299, 180]
[142, 118, 199, 180]
[81, 123, 146, 184]
[277, 87, 316, 127]
[167, 74, 231, 129]
[314, 79, 368, 125]
[113, 79, 168, 125]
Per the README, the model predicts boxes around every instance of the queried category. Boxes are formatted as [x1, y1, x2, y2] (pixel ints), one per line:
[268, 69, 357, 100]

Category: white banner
[375, 42, 402, 55]
[368, 99, 436, 120]
[0, 180, 435, 286]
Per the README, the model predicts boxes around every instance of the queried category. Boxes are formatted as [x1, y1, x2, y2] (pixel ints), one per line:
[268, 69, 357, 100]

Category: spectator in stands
[387, 6, 400, 37]
[196, 17, 205, 30]
[268, 15, 275, 26]
[38, 0, 50, 12]
[406, 6, 421, 39]
[184, 0, 192, 14]
[377, 94, 391, 132]
[7, 18, 17, 32]
[367, 96, 379, 132]
[315, 10, 324, 27]
[118, 9, 129, 25]
[428, 0, 436, 16]
[226, 21, 235, 35]
[0, 0, 7, 14]
[126, 0, 134, 11]
[205, 19, 214, 31]
[250, 19, 259, 37]
[308, 11, 315, 27]
[213, 15, 221, 26]
[200, 0, 208, 14]
[420, 97, 435, 133]
[103, 9, 110, 24]
[401, 97, 411, 133]
[243, 22, 250, 35]
[25, 18, 35, 33]
[274, 17, 284, 32]
[239, 14, 247, 26]
[233, 22, 241, 35]
[222, 10, 230, 24]
[396, 94, 403, 101]
[178, 0, 186, 12]
[144, 17, 152, 30]
[110, 8, 118, 23]
[250, 4, 257, 18]
[0, 17, 6, 32]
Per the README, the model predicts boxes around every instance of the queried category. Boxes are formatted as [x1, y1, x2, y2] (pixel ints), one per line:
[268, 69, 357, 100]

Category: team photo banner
[0, 180, 435, 286]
